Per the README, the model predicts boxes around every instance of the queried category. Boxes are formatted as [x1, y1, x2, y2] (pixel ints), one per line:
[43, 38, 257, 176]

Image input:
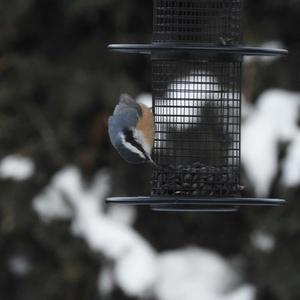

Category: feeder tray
[107, 0, 287, 212]
[108, 44, 287, 57]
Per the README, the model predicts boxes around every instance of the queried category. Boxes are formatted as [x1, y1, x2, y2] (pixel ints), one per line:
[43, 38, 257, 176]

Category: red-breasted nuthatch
[108, 94, 157, 166]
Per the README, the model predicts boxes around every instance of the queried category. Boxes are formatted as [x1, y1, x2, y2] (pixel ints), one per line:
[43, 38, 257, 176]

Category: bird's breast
[136, 105, 155, 151]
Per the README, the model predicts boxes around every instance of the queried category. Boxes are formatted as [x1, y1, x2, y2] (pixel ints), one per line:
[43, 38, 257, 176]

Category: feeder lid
[108, 43, 288, 56]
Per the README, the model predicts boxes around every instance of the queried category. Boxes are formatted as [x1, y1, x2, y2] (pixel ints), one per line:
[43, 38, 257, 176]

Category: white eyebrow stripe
[119, 132, 146, 160]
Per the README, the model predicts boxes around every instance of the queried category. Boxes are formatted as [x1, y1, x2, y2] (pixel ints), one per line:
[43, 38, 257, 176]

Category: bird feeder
[107, 0, 287, 211]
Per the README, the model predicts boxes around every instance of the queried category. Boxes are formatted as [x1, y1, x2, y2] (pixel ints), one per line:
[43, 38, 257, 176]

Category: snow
[8, 255, 31, 276]
[242, 89, 300, 196]
[250, 230, 275, 253]
[154, 71, 242, 156]
[136, 93, 152, 108]
[156, 247, 255, 300]
[33, 186, 74, 223]
[33, 166, 157, 297]
[0, 155, 34, 181]
[281, 132, 300, 187]
[98, 267, 115, 296]
[241, 98, 254, 120]
[160, 72, 221, 130]
[33, 167, 256, 300]
[228, 286, 256, 300]
[106, 205, 136, 226]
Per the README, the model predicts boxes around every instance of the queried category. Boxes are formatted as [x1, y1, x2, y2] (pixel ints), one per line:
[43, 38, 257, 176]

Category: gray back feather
[108, 94, 142, 145]
[113, 94, 142, 117]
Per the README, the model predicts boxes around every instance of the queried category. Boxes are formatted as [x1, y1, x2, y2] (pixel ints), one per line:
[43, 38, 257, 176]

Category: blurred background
[0, 0, 299, 299]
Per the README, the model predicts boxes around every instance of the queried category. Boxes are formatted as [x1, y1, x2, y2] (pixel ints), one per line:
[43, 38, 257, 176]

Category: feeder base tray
[151, 205, 238, 212]
[108, 43, 288, 56]
[106, 196, 285, 212]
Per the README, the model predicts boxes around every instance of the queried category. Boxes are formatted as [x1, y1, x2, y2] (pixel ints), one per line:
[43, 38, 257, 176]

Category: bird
[108, 94, 157, 166]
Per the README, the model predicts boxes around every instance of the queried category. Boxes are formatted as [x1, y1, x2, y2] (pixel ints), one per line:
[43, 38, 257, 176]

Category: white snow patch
[155, 247, 255, 300]
[136, 93, 152, 108]
[227, 285, 256, 300]
[155, 71, 242, 157]
[98, 267, 115, 296]
[281, 132, 300, 187]
[107, 205, 136, 226]
[8, 255, 31, 276]
[33, 186, 73, 222]
[33, 166, 157, 298]
[260, 40, 284, 50]
[242, 89, 300, 196]
[241, 98, 254, 120]
[0, 155, 34, 181]
[250, 230, 275, 253]
[159, 72, 222, 131]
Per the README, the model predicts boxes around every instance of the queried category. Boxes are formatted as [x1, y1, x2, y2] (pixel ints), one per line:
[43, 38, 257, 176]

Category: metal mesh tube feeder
[107, 0, 287, 212]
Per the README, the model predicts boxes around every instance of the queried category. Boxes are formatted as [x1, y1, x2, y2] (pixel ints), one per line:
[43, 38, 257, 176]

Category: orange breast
[136, 104, 155, 148]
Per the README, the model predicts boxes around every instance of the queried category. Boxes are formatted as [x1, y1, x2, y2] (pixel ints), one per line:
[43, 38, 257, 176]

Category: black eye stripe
[123, 129, 148, 160]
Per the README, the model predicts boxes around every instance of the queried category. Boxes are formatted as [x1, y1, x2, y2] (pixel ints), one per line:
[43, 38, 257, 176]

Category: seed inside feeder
[152, 162, 242, 197]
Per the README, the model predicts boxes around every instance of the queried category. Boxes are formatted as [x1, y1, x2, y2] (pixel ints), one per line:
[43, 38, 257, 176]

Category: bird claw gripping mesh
[107, 0, 286, 211]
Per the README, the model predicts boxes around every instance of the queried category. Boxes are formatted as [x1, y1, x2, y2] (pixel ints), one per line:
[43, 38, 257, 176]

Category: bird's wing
[109, 108, 139, 133]
[114, 94, 143, 117]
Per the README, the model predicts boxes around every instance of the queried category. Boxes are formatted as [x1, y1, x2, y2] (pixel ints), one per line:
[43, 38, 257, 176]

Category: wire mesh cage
[153, 0, 242, 45]
[107, 0, 287, 211]
[151, 57, 241, 198]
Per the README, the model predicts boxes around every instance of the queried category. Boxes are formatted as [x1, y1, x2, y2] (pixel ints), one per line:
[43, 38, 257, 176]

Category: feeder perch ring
[107, 196, 285, 206]
[107, 196, 285, 212]
[108, 43, 288, 57]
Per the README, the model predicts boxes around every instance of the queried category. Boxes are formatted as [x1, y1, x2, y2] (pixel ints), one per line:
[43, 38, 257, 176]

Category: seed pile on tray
[151, 162, 242, 196]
